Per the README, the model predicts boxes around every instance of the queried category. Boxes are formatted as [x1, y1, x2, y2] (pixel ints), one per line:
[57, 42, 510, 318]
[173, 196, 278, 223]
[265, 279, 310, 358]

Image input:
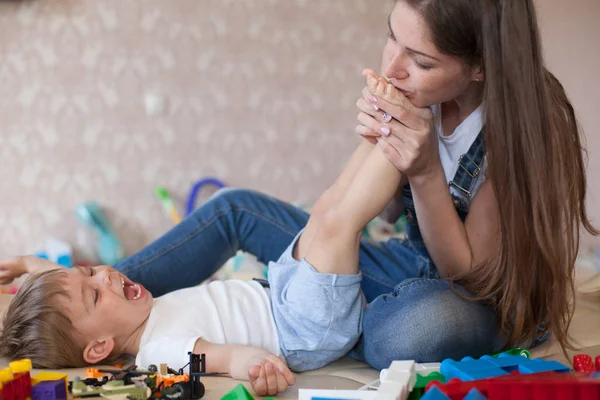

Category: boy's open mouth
[120, 276, 143, 300]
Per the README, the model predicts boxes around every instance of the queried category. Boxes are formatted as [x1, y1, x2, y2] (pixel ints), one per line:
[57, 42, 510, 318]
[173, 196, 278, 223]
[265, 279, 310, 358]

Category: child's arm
[0, 256, 62, 285]
[193, 338, 295, 396]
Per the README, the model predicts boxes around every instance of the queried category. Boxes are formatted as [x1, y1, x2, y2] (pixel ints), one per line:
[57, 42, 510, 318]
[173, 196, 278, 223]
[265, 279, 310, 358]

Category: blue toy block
[440, 355, 570, 381]
[421, 387, 451, 400]
[463, 388, 487, 400]
[32, 380, 67, 400]
[517, 358, 570, 374]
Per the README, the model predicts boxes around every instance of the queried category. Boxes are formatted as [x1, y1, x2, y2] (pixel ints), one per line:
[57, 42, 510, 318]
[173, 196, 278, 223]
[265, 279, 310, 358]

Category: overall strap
[402, 129, 485, 222]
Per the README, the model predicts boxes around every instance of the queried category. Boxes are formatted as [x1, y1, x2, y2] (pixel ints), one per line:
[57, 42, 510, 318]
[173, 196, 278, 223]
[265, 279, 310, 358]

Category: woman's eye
[415, 61, 433, 71]
[94, 289, 99, 305]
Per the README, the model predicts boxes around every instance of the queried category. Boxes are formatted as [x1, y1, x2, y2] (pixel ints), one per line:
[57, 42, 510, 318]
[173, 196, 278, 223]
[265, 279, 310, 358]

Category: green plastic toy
[220, 384, 275, 400]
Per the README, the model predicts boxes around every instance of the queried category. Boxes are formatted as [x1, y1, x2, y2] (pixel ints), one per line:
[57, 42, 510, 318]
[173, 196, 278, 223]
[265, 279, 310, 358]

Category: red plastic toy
[427, 371, 600, 400]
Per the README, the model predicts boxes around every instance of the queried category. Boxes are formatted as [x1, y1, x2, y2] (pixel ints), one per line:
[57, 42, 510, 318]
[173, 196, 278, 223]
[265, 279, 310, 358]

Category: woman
[111, 0, 597, 369]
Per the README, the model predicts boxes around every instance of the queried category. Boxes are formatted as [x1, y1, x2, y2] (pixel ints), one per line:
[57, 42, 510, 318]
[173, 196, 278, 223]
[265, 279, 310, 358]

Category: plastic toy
[426, 371, 600, 400]
[31, 371, 69, 393]
[378, 360, 415, 400]
[76, 202, 124, 265]
[219, 383, 275, 400]
[185, 177, 226, 217]
[8, 360, 32, 400]
[490, 348, 530, 359]
[574, 354, 596, 374]
[440, 354, 569, 381]
[71, 378, 151, 399]
[34, 237, 73, 268]
[32, 380, 67, 400]
[155, 187, 182, 224]
[408, 372, 445, 400]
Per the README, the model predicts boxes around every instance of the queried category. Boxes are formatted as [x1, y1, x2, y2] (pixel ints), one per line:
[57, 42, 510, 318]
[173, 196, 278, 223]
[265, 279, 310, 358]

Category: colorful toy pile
[0, 359, 67, 400]
[296, 349, 600, 400]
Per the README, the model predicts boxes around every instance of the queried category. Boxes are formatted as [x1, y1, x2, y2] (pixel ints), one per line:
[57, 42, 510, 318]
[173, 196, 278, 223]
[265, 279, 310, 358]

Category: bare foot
[362, 68, 405, 106]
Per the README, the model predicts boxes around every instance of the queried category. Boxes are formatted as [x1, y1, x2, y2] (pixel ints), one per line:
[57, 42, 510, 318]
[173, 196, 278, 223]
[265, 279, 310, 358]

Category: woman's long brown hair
[403, 0, 598, 353]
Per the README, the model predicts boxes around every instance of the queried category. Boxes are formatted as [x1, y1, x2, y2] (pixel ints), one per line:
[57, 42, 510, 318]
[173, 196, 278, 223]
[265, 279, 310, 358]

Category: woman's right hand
[355, 71, 390, 144]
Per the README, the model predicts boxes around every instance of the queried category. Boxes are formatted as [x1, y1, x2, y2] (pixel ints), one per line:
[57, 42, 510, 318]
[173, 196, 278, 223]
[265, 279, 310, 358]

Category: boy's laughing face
[61, 265, 153, 363]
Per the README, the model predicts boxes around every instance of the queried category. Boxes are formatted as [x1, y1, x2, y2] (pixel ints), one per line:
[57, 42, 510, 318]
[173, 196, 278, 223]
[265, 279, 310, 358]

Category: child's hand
[0, 256, 61, 285]
[0, 257, 28, 285]
[248, 354, 295, 396]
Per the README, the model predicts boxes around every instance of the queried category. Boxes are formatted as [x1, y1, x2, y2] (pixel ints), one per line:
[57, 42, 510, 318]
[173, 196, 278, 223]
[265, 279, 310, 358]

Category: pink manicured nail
[381, 127, 391, 136]
[382, 112, 391, 122]
[371, 104, 379, 111]
[368, 96, 378, 103]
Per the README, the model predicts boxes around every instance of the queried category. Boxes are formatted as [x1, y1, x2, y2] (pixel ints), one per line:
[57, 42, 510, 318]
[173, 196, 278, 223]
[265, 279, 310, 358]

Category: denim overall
[401, 130, 549, 346]
[402, 131, 485, 260]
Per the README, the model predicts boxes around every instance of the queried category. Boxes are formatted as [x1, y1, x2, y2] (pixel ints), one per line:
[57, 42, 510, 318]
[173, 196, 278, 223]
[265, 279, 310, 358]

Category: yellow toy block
[9, 359, 32, 374]
[0, 368, 14, 383]
[32, 371, 68, 393]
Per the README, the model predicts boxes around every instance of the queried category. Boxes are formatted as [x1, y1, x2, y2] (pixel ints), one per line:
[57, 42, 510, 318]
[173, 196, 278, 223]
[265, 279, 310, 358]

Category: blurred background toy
[76, 202, 125, 266]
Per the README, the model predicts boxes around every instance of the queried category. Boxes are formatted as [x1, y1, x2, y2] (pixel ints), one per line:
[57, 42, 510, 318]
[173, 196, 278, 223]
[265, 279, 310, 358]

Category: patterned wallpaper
[0, 0, 391, 260]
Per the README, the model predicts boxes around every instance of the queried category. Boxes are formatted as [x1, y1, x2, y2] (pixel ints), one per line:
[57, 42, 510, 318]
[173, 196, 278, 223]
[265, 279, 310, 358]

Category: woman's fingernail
[369, 96, 378, 103]
[371, 104, 379, 111]
[381, 127, 391, 136]
[382, 112, 391, 122]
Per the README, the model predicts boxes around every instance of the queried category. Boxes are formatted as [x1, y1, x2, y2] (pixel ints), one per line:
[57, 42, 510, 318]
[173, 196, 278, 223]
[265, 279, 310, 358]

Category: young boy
[0, 71, 408, 397]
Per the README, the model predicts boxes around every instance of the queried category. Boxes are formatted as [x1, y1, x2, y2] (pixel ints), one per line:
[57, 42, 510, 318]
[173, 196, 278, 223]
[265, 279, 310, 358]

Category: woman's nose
[384, 55, 409, 80]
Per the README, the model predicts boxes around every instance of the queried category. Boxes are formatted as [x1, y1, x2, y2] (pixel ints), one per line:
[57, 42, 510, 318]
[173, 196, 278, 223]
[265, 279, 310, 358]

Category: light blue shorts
[268, 230, 366, 372]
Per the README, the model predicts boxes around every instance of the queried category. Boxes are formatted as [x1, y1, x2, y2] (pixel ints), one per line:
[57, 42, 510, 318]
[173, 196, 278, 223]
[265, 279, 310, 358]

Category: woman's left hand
[358, 70, 440, 180]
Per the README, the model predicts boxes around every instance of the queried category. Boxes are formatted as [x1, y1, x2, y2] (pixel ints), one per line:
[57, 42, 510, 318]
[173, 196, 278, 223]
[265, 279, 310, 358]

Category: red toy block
[595, 355, 600, 372]
[574, 354, 595, 374]
[427, 371, 600, 400]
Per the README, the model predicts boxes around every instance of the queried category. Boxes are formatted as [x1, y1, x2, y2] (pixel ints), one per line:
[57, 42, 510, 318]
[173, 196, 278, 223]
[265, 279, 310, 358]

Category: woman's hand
[356, 69, 440, 180]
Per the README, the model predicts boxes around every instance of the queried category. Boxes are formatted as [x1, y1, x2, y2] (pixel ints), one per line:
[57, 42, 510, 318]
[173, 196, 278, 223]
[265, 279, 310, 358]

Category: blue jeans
[115, 188, 503, 370]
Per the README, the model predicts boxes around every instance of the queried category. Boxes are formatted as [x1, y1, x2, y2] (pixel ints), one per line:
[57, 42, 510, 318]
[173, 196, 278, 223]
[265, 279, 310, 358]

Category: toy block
[408, 372, 445, 400]
[9, 359, 33, 400]
[420, 387, 450, 400]
[31, 372, 68, 395]
[32, 380, 67, 400]
[85, 368, 104, 379]
[516, 358, 570, 374]
[0, 369, 16, 400]
[426, 371, 600, 400]
[440, 354, 570, 381]
[486, 371, 600, 400]
[440, 358, 508, 381]
[462, 388, 486, 400]
[595, 356, 600, 372]
[490, 348, 530, 359]
[414, 363, 441, 376]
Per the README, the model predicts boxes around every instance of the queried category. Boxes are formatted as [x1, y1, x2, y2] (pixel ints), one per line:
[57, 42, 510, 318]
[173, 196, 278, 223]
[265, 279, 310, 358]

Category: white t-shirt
[135, 280, 281, 371]
[433, 103, 487, 200]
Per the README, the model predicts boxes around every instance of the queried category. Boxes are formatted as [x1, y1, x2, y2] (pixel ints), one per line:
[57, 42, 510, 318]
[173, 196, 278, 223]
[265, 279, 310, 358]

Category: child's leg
[304, 143, 403, 275]
[294, 72, 396, 260]
[293, 140, 373, 259]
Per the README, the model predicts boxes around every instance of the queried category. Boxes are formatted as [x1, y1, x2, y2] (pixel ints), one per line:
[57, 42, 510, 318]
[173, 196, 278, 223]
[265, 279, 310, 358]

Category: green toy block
[220, 383, 274, 400]
[408, 372, 445, 400]
[491, 347, 531, 359]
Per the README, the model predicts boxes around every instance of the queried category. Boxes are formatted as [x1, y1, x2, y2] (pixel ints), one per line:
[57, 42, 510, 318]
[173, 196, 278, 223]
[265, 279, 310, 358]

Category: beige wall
[0, 0, 598, 260]
[0, 0, 389, 259]
[535, 0, 600, 250]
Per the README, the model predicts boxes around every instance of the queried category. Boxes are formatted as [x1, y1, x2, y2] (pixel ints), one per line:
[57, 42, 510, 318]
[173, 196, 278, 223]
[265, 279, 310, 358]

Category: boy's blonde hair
[0, 269, 87, 368]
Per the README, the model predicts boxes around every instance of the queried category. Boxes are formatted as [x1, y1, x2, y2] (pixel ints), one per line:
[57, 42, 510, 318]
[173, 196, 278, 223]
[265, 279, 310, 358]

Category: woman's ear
[83, 338, 115, 364]
[473, 65, 484, 82]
